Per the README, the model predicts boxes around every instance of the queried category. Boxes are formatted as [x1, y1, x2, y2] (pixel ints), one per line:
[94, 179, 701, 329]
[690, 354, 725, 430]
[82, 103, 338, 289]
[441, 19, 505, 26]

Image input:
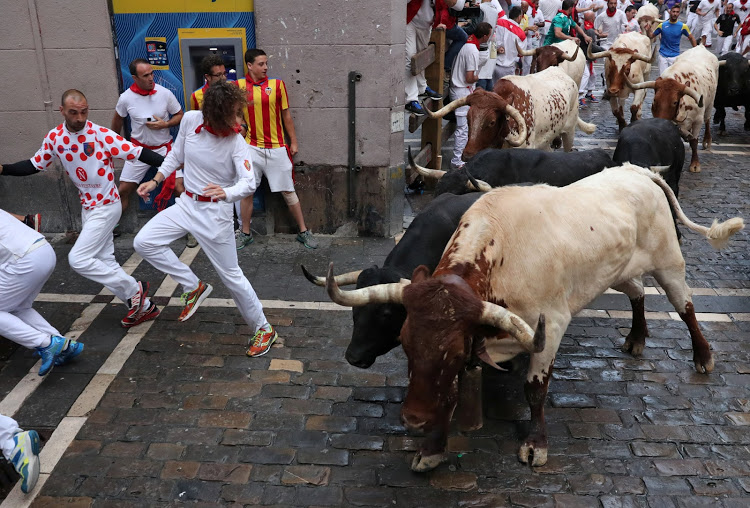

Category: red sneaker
[246, 325, 278, 357]
[178, 281, 213, 322]
[122, 301, 160, 328]
[121, 281, 149, 327]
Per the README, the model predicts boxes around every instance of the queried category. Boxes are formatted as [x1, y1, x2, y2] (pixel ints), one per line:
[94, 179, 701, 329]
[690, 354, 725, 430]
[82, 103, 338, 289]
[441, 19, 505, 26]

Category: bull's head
[518, 41, 579, 73]
[628, 77, 704, 122]
[407, 147, 491, 195]
[325, 262, 545, 439]
[301, 264, 404, 368]
[718, 54, 748, 98]
[423, 89, 527, 160]
[598, 47, 655, 96]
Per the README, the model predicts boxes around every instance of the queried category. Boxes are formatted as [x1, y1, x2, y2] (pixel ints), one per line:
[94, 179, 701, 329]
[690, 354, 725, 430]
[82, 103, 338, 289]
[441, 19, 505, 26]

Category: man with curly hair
[134, 80, 277, 358]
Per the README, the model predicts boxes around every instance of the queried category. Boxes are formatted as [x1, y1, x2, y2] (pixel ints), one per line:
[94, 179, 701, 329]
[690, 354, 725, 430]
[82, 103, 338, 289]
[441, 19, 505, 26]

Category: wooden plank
[420, 30, 447, 169]
[410, 44, 436, 76]
[407, 98, 439, 133]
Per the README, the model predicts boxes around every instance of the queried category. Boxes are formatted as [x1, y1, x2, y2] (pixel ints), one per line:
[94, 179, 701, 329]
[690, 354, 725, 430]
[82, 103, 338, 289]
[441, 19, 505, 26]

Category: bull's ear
[411, 265, 432, 283]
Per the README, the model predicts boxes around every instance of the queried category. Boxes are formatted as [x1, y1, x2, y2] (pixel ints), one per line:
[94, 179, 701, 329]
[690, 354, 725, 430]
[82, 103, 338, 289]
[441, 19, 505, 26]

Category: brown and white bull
[425, 66, 596, 160]
[516, 39, 585, 88]
[629, 45, 720, 173]
[325, 163, 744, 473]
[588, 31, 656, 131]
[636, 3, 661, 33]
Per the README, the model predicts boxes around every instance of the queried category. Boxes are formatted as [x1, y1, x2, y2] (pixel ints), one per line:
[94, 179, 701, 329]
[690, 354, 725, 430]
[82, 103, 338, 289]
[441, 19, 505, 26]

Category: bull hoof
[410, 451, 446, 472]
[694, 352, 714, 374]
[689, 163, 701, 173]
[518, 442, 548, 466]
[622, 337, 645, 356]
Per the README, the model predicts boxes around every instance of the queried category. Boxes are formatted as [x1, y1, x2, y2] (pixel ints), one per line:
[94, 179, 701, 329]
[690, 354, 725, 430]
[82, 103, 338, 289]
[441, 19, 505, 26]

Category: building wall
[0, 0, 406, 237]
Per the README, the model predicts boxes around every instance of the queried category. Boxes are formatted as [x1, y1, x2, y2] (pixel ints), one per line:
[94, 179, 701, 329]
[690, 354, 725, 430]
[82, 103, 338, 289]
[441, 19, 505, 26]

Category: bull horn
[718, 60, 727, 67]
[561, 45, 579, 61]
[682, 85, 704, 108]
[408, 146, 446, 179]
[625, 75, 655, 90]
[466, 177, 493, 192]
[301, 264, 361, 287]
[649, 165, 670, 173]
[515, 40, 537, 57]
[586, 43, 610, 60]
[473, 337, 507, 371]
[503, 103, 527, 147]
[325, 262, 408, 307]
[631, 48, 654, 63]
[423, 95, 470, 119]
[478, 303, 546, 354]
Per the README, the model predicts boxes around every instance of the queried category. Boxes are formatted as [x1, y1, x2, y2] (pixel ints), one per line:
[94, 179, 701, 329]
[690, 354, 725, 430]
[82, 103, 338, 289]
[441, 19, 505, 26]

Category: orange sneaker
[178, 281, 213, 322]
[246, 325, 278, 357]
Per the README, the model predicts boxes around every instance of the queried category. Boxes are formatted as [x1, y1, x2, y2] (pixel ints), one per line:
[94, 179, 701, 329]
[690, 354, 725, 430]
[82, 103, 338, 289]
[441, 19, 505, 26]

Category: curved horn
[624, 75, 656, 90]
[682, 85, 704, 108]
[325, 262, 408, 307]
[478, 303, 546, 354]
[503, 103, 527, 147]
[649, 165, 671, 173]
[515, 40, 537, 57]
[586, 43, 610, 60]
[718, 60, 727, 67]
[301, 265, 362, 287]
[560, 45, 580, 61]
[408, 146, 446, 180]
[466, 176, 493, 192]
[423, 95, 470, 119]
[631, 47, 654, 63]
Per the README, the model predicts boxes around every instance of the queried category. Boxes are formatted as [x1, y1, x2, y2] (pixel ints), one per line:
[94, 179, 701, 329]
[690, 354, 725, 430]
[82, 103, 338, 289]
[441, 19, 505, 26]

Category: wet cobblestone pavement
[1, 48, 749, 508]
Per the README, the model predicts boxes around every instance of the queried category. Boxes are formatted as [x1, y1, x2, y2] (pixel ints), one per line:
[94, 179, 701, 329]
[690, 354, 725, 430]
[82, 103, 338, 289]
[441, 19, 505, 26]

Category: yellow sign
[112, 0, 253, 14]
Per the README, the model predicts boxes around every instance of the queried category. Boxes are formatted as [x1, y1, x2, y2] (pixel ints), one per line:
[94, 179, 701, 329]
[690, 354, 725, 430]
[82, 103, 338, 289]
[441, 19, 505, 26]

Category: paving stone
[262, 383, 312, 399]
[686, 477, 738, 496]
[33, 497, 93, 508]
[429, 471, 477, 491]
[238, 446, 296, 465]
[269, 359, 304, 373]
[197, 463, 252, 484]
[297, 448, 350, 466]
[220, 483, 265, 505]
[221, 429, 274, 446]
[280, 465, 331, 486]
[642, 476, 692, 495]
[197, 411, 252, 429]
[313, 386, 352, 402]
[329, 433, 384, 451]
[611, 477, 646, 495]
[182, 394, 229, 410]
[172, 479, 223, 502]
[160, 461, 200, 480]
[305, 415, 357, 432]
[106, 458, 163, 479]
[630, 442, 681, 458]
[508, 492, 554, 508]
[146, 443, 185, 461]
[100, 441, 146, 458]
[343, 487, 395, 507]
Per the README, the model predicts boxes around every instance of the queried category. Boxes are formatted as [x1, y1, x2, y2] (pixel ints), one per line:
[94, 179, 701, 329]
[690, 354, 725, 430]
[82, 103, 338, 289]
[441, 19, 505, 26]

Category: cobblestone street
[1, 58, 749, 507]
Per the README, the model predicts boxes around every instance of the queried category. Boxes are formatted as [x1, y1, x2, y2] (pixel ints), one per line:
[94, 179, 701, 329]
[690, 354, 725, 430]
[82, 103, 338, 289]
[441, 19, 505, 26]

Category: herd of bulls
[299, 25, 748, 476]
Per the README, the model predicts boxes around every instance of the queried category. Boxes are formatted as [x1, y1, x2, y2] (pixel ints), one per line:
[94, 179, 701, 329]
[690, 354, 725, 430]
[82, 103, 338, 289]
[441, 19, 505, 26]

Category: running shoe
[296, 230, 318, 249]
[246, 325, 278, 357]
[405, 101, 425, 116]
[36, 335, 67, 376]
[121, 281, 149, 327]
[122, 301, 160, 328]
[186, 233, 198, 248]
[23, 214, 41, 232]
[586, 93, 599, 103]
[235, 230, 254, 250]
[421, 86, 443, 100]
[10, 430, 40, 493]
[179, 281, 213, 322]
[53, 340, 84, 366]
[579, 97, 588, 109]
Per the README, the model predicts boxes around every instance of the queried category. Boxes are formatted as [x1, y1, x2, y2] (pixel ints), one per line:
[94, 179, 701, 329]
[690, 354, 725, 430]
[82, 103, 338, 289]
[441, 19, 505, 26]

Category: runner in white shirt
[595, 0, 629, 48]
[112, 59, 183, 218]
[450, 22, 493, 168]
[539, 0, 564, 38]
[733, 0, 750, 24]
[624, 5, 641, 32]
[521, 0, 544, 73]
[696, 0, 721, 46]
[476, 0, 504, 90]
[495, 6, 528, 82]
[134, 81, 277, 358]
[1, 89, 163, 329]
[616, 0, 632, 11]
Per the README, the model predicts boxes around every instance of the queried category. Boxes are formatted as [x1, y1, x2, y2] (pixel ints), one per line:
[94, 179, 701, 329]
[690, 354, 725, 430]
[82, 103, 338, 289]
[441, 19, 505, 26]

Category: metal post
[348, 71, 362, 217]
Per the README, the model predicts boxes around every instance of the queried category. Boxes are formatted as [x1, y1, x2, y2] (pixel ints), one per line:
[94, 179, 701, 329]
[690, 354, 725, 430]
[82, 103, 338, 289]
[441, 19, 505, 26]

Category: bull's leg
[612, 278, 648, 356]
[713, 106, 727, 134]
[411, 425, 449, 472]
[702, 118, 712, 150]
[688, 135, 701, 173]
[561, 130, 574, 152]
[610, 97, 626, 131]
[629, 89, 646, 123]
[652, 267, 714, 374]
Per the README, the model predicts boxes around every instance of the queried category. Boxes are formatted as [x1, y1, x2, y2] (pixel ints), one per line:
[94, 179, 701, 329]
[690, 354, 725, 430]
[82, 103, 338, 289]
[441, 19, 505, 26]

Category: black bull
[713, 52, 750, 135]
[426, 148, 615, 197]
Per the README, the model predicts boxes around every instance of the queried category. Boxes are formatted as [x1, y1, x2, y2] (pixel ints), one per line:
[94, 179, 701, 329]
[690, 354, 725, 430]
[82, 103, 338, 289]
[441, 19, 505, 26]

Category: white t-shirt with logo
[30, 121, 143, 210]
[732, 0, 750, 23]
[114, 84, 182, 148]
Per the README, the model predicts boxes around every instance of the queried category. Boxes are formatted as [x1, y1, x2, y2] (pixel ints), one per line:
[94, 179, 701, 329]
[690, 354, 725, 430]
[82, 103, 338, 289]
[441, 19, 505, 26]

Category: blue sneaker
[36, 335, 67, 376]
[54, 340, 84, 366]
[405, 101, 425, 116]
[421, 86, 443, 101]
[10, 430, 40, 493]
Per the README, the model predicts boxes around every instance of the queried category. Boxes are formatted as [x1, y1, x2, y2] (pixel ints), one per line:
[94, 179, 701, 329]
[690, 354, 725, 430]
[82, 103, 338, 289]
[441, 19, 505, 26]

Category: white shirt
[31, 121, 143, 210]
[495, 18, 524, 66]
[451, 43, 481, 98]
[540, 0, 563, 22]
[115, 83, 182, 148]
[157, 111, 256, 203]
[625, 17, 641, 32]
[0, 209, 44, 265]
[616, 0, 632, 11]
[595, 9, 628, 48]
[411, 0, 434, 29]
[577, 0, 594, 22]
[732, 0, 750, 24]
[528, 6, 546, 44]
[479, 1, 503, 79]
[697, 0, 720, 19]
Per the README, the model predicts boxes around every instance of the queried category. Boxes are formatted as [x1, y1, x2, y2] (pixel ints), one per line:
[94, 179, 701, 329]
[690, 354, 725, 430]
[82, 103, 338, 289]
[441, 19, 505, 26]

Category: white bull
[516, 39, 585, 88]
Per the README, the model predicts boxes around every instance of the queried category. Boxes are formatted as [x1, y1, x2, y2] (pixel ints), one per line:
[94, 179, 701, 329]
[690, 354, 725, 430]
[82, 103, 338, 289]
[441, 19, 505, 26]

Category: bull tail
[624, 163, 745, 249]
[576, 116, 596, 135]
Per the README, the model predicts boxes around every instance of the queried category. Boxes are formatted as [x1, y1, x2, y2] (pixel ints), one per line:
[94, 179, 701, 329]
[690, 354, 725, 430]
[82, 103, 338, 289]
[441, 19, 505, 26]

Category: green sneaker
[296, 230, 318, 249]
[10, 430, 40, 493]
[235, 230, 254, 250]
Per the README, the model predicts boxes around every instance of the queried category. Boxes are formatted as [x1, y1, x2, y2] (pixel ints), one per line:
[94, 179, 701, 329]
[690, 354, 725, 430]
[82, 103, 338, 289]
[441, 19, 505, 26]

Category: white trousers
[492, 64, 516, 88]
[579, 61, 597, 94]
[687, 12, 700, 35]
[659, 54, 678, 75]
[70, 202, 139, 305]
[0, 414, 20, 460]
[406, 22, 431, 102]
[134, 194, 267, 331]
[0, 242, 57, 349]
[700, 17, 715, 45]
[451, 109, 469, 169]
[717, 35, 733, 54]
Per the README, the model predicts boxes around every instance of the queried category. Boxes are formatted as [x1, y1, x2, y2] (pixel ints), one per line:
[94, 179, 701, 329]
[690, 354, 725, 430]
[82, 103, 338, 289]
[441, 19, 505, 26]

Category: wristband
[151, 178, 160, 186]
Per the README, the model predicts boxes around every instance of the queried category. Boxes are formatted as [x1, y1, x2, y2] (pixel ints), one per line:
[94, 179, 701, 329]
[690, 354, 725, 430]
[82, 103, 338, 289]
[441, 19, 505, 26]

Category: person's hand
[573, 37, 582, 45]
[202, 183, 226, 201]
[528, 25, 538, 32]
[498, 45, 506, 54]
[717, 30, 723, 37]
[146, 116, 169, 130]
[436, 23, 447, 30]
[137, 180, 158, 200]
[584, 35, 592, 44]
[289, 141, 299, 157]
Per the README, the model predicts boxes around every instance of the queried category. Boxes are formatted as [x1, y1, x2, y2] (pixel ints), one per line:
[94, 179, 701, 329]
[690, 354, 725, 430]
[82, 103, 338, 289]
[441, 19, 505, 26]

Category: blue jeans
[476, 79, 493, 91]
[444, 26, 468, 71]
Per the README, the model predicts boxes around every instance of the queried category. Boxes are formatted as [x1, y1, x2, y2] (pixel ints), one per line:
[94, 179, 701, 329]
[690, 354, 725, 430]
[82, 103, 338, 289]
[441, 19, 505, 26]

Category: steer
[325, 164, 744, 472]
[629, 45, 720, 173]
[425, 66, 596, 159]
[636, 3, 660, 33]
[301, 192, 482, 368]
[713, 52, 750, 135]
[516, 39, 584, 88]
[409, 146, 615, 196]
[588, 31, 655, 131]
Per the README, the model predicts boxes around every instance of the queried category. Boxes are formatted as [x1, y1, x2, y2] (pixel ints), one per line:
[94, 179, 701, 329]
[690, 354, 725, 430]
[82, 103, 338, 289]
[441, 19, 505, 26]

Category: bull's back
[666, 46, 719, 121]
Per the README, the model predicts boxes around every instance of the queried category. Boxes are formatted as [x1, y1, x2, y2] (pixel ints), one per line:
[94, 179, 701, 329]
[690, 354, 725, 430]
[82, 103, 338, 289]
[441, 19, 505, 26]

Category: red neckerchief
[129, 83, 156, 96]
[606, 7, 617, 17]
[195, 123, 234, 137]
[584, 19, 595, 30]
[467, 34, 481, 50]
[246, 73, 268, 87]
[530, 4, 537, 16]
[497, 17, 527, 41]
